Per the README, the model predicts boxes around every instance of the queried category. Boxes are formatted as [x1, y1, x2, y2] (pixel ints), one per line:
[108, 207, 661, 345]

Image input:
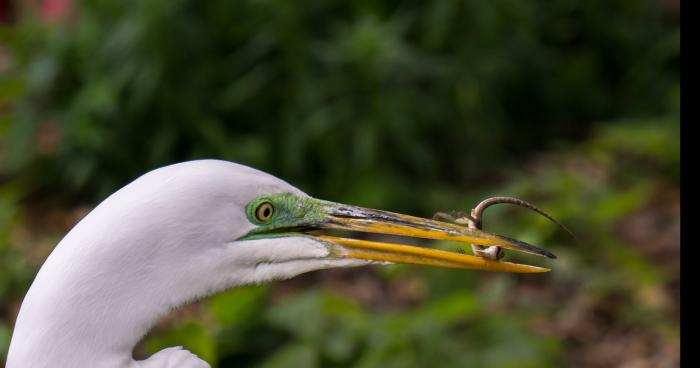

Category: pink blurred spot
[41, 0, 72, 22]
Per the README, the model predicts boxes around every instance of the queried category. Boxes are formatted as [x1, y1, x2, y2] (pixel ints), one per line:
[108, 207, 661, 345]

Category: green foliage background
[0, 0, 679, 367]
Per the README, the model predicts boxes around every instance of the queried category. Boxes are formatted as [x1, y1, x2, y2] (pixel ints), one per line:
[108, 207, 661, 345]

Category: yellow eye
[255, 202, 274, 222]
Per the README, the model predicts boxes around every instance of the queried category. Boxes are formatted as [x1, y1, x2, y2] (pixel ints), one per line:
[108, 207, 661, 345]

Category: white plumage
[7, 160, 367, 367]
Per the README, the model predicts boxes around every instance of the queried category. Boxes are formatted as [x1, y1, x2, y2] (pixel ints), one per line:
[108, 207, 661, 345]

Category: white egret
[7, 160, 555, 368]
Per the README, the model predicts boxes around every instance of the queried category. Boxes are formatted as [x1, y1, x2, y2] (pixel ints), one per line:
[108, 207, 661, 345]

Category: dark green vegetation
[0, 0, 679, 367]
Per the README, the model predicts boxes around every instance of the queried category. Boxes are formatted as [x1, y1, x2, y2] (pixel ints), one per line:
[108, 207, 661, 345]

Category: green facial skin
[240, 193, 330, 240]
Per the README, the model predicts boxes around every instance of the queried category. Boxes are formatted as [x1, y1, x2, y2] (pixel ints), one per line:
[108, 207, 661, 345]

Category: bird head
[119, 160, 555, 293]
[46, 159, 556, 306]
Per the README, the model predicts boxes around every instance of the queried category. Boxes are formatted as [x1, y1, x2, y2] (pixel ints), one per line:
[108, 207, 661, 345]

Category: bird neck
[7, 225, 198, 368]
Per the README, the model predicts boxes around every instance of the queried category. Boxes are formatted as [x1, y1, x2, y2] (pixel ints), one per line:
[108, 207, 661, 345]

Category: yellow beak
[312, 202, 555, 273]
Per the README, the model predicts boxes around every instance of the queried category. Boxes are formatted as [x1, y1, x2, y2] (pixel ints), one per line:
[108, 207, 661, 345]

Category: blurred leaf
[210, 285, 270, 327]
[0, 323, 10, 362]
[146, 322, 217, 365]
[257, 343, 318, 368]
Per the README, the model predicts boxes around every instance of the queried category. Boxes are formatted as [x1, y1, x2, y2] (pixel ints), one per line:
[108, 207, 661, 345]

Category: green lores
[241, 193, 329, 239]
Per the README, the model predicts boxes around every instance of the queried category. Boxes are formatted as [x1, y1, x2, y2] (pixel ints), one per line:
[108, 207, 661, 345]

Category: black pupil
[263, 207, 271, 217]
